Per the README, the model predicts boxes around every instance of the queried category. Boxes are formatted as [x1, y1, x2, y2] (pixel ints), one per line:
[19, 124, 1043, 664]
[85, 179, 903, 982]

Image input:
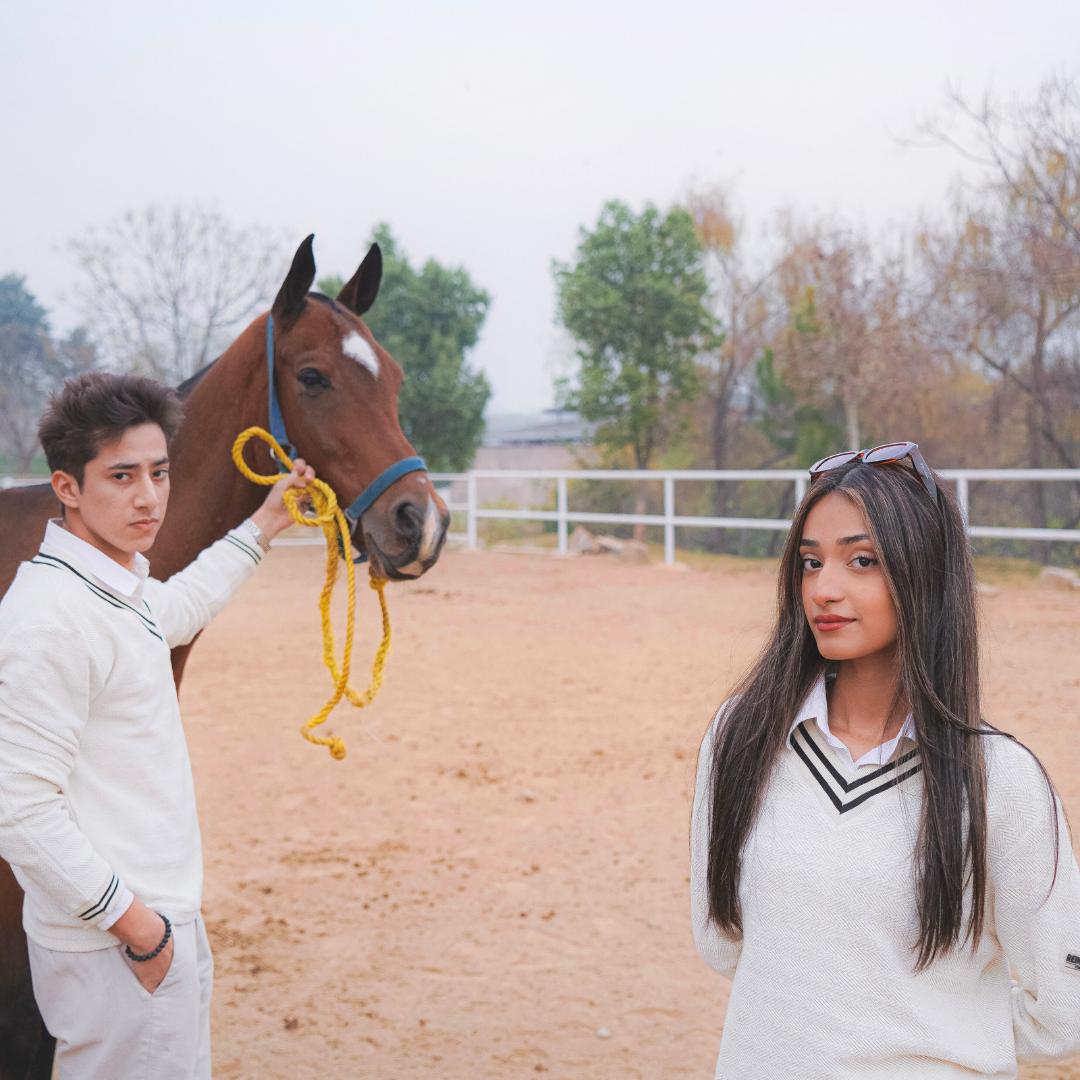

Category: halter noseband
[265, 313, 427, 561]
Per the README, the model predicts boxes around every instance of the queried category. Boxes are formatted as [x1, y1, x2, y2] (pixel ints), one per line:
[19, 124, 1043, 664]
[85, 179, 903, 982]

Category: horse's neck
[150, 332, 269, 580]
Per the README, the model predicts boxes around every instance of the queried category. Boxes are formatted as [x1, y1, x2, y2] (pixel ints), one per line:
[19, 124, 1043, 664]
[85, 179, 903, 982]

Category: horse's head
[268, 235, 449, 580]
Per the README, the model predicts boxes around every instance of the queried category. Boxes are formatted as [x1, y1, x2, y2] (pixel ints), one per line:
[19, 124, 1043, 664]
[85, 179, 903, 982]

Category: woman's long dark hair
[705, 459, 1058, 970]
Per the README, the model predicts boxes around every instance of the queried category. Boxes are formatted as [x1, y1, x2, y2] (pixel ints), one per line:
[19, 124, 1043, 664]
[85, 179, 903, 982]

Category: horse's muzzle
[361, 491, 449, 580]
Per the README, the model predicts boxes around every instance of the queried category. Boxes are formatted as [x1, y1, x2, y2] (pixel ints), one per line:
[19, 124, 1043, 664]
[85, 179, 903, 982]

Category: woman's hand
[110, 897, 174, 995]
[250, 458, 316, 541]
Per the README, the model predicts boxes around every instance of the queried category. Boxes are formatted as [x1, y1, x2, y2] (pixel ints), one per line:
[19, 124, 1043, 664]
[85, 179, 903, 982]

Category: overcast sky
[3, 0, 1079, 411]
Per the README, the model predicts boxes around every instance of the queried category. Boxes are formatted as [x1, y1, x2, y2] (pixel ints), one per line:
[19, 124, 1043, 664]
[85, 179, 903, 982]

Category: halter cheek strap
[265, 312, 427, 561]
[266, 314, 295, 469]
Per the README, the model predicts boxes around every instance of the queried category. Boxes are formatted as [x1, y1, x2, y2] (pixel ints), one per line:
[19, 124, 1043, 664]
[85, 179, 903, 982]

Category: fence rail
[6, 470, 1076, 563]
[429, 468, 1080, 565]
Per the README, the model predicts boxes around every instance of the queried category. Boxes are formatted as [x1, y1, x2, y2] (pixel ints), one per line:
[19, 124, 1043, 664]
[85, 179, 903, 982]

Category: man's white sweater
[691, 678, 1080, 1078]
[0, 521, 263, 951]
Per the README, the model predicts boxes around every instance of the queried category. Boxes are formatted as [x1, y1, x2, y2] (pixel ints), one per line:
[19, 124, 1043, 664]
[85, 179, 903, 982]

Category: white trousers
[28, 916, 213, 1080]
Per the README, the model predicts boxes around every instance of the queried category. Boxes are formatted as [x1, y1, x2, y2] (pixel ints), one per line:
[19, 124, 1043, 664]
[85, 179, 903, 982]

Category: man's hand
[110, 897, 174, 994]
[250, 458, 317, 541]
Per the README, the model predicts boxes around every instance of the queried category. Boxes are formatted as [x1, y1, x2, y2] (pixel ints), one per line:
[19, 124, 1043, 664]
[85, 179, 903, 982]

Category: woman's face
[799, 492, 899, 662]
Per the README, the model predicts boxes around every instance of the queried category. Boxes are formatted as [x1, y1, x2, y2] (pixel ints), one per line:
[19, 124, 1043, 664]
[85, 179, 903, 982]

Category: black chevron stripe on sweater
[790, 721, 921, 814]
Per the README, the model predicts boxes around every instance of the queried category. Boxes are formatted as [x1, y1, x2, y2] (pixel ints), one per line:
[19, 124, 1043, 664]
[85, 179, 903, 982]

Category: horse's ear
[336, 243, 382, 316]
[272, 234, 316, 320]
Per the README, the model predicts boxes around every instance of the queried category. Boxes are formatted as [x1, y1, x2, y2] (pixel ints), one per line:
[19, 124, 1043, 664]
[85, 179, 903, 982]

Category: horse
[0, 234, 451, 1078]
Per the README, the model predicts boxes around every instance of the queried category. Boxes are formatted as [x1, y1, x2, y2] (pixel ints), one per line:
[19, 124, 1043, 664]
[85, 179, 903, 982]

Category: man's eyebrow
[105, 457, 170, 470]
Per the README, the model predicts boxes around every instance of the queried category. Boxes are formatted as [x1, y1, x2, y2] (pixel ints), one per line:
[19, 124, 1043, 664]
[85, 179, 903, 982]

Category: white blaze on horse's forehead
[342, 332, 379, 378]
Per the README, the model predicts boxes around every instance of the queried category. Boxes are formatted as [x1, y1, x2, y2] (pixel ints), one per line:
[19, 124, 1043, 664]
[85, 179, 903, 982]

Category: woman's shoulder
[983, 729, 1060, 847]
[984, 728, 1050, 789]
[702, 696, 739, 746]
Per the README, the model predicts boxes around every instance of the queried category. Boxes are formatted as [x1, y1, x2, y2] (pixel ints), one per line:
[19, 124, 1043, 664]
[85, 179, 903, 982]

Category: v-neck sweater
[0, 526, 262, 952]
[691, 682, 1080, 1077]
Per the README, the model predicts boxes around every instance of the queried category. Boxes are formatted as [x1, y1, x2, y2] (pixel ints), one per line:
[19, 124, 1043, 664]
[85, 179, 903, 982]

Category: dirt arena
[179, 545, 1080, 1079]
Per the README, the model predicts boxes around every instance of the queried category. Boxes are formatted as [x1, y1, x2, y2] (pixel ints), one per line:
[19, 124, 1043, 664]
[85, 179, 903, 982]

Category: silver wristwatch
[240, 517, 271, 553]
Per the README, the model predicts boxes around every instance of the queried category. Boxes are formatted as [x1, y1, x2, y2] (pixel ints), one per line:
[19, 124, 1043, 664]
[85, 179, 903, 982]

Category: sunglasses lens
[863, 442, 913, 464]
[810, 451, 859, 473]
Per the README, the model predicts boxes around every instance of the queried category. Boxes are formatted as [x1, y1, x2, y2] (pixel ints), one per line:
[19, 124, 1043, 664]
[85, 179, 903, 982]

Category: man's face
[52, 424, 171, 564]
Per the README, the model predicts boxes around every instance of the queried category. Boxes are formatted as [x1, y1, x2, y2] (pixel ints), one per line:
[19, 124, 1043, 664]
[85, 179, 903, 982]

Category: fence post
[795, 475, 806, 508]
[664, 475, 675, 565]
[557, 476, 568, 555]
[956, 475, 969, 528]
[466, 473, 478, 549]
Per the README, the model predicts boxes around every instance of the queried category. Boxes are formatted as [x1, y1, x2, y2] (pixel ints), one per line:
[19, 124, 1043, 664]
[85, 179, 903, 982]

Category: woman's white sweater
[0, 522, 263, 951]
[691, 678, 1080, 1078]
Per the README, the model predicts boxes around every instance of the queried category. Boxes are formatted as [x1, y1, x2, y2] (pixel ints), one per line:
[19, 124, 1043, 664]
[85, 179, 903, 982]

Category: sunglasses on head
[809, 441, 939, 505]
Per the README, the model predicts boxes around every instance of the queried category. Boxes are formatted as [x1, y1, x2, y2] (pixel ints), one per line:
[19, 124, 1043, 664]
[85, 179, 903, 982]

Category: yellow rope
[231, 426, 391, 761]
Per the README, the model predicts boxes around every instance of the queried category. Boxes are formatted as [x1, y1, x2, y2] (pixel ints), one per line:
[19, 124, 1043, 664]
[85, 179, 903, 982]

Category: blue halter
[265, 313, 427, 558]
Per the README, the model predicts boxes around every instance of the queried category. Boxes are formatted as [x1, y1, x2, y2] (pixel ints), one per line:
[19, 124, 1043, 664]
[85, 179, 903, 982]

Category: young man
[0, 372, 313, 1078]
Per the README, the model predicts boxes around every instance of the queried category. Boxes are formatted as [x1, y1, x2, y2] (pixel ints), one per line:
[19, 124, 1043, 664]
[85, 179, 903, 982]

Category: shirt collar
[787, 673, 916, 770]
[42, 519, 150, 599]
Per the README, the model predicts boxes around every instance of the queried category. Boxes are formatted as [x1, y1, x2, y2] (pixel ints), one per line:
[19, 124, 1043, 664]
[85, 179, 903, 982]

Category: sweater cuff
[97, 888, 134, 931]
[71, 872, 126, 928]
[223, 526, 264, 567]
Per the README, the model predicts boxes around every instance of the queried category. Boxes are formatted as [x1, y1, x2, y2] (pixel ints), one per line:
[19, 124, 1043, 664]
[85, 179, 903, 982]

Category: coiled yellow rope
[231, 426, 390, 760]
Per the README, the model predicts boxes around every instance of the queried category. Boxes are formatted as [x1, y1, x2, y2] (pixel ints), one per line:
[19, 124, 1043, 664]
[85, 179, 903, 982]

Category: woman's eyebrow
[800, 534, 872, 548]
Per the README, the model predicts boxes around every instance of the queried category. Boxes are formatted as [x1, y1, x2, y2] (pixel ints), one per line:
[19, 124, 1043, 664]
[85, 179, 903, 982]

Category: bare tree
[684, 186, 785, 470]
[775, 220, 912, 452]
[919, 76, 1080, 527]
[924, 75, 1080, 247]
[69, 204, 287, 384]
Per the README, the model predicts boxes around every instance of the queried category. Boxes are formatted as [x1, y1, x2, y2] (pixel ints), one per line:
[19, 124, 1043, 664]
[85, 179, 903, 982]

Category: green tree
[0, 315, 94, 473]
[320, 225, 491, 471]
[0, 274, 49, 333]
[555, 200, 715, 536]
[753, 348, 844, 468]
[317, 274, 346, 299]
[555, 201, 714, 467]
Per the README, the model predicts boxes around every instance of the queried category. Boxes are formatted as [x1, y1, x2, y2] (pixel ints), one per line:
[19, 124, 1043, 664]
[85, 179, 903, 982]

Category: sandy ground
[179, 545, 1080, 1079]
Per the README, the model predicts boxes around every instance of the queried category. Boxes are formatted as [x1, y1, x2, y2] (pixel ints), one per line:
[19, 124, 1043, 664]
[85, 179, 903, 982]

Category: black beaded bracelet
[125, 914, 172, 962]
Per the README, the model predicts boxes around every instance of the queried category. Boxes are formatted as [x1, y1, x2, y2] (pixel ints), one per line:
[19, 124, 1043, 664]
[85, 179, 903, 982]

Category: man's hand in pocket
[110, 898, 174, 994]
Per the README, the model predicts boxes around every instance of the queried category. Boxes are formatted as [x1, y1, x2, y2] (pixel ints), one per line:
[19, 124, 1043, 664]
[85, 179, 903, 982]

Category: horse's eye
[298, 367, 331, 390]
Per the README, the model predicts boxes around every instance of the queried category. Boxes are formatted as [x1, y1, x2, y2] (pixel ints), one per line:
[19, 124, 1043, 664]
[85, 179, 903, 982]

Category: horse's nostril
[394, 500, 425, 540]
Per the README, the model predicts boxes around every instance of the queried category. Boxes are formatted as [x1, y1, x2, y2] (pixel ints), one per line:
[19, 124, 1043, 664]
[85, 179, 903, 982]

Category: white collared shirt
[787, 674, 915, 771]
[44, 519, 149, 600]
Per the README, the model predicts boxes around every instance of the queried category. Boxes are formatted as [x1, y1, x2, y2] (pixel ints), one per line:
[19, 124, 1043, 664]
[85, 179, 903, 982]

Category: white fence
[7, 470, 1076, 564]
[430, 468, 1080, 566]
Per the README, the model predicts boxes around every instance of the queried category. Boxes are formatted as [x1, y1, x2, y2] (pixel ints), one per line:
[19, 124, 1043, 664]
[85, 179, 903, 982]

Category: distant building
[436, 410, 598, 511]
[481, 410, 596, 449]
[477, 409, 596, 469]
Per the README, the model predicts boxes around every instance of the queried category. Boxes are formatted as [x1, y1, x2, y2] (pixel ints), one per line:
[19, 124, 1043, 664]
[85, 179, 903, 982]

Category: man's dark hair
[38, 372, 185, 486]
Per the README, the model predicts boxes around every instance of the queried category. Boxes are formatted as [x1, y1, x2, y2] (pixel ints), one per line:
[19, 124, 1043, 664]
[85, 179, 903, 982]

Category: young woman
[690, 443, 1080, 1078]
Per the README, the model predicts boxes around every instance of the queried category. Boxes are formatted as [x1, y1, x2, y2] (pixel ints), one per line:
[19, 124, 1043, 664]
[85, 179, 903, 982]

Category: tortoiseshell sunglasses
[808, 441, 939, 505]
